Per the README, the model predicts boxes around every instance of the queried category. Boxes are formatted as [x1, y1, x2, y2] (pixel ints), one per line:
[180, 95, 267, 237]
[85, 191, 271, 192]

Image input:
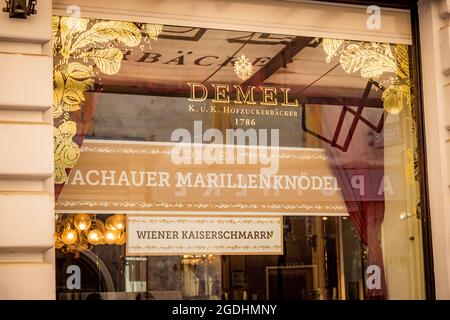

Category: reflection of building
[0, 0, 450, 300]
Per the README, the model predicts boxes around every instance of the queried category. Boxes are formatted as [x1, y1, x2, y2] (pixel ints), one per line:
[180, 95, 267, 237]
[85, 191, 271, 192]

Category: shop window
[52, 15, 426, 300]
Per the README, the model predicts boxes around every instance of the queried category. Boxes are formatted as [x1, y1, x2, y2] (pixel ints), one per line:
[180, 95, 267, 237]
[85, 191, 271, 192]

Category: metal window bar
[301, 80, 388, 152]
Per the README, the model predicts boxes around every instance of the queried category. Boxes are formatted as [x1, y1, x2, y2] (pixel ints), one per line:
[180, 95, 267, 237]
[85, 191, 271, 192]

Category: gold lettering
[280, 88, 298, 107]
[188, 82, 300, 107]
[188, 82, 207, 101]
[233, 85, 256, 105]
[260, 87, 277, 106]
[212, 84, 230, 103]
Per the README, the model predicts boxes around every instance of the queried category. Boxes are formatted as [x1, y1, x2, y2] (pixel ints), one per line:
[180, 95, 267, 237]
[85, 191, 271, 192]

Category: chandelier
[55, 213, 126, 257]
[181, 255, 214, 266]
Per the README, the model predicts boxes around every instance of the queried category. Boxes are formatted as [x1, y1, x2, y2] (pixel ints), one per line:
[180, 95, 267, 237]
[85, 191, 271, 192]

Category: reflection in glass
[53, 16, 425, 300]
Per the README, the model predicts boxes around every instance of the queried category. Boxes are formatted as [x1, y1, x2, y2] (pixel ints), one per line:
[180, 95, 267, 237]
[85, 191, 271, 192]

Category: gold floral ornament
[54, 121, 80, 184]
[382, 45, 411, 115]
[234, 54, 254, 81]
[322, 39, 411, 115]
[143, 23, 163, 41]
[53, 62, 94, 119]
[53, 16, 162, 184]
[322, 39, 344, 63]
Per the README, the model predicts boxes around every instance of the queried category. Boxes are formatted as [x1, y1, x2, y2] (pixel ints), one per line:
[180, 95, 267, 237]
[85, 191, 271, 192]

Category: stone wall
[419, 0, 450, 299]
[0, 0, 55, 299]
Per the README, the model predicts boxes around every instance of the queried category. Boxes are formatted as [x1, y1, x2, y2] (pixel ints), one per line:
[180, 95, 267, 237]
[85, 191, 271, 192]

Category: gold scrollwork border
[56, 200, 347, 212]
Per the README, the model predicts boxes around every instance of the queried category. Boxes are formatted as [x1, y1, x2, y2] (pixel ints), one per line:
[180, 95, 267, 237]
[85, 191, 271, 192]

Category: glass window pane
[53, 16, 425, 300]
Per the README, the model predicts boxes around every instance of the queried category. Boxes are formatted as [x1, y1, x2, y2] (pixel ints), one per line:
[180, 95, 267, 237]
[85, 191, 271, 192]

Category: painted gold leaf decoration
[360, 50, 399, 79]
[58, 17, 89, 58]
[405, 147, 414, 183]
[395, 44, 409, 79]
[52, 16, 60, 54]
[67, 62, 93, 79]
[383, 43, 394, 58]
[234, 54, 253, 81]
[65, 62, 94, 92]
[339, 44, 399, 78]
[53, 62, 94, 118]
[53, 17, 161, 184]
[62, 89, 84, 109]
[52, 16, 60, 38]
[63, 16, 88, 34]
[54, 121, 80, 184]
[324, 40, 407, 80]
[339, 44, 366, 73]
[322, 38, 344, 63]
[322, 39, 412, 115]
[70, 21, 142, 53]
[144, 24, 163, 41]
[53, 70, 65, 118]
[382, 84, 411, 115]
[81, 48, 124, 75]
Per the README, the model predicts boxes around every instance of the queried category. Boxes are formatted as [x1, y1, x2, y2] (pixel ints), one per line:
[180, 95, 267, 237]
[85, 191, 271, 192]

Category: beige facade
[0, 0, 448, 299]
[419, 0, 450, 299]
[0, 0, 55, 299]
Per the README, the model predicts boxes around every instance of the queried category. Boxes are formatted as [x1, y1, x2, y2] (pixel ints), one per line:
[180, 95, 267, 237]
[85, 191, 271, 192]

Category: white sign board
[126, 215, 283, 255]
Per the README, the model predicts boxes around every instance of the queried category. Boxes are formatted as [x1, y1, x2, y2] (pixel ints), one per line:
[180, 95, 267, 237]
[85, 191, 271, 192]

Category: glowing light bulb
[87, 229, 103, 245]
[105, 216, 116, 230]
[54, 233, 64, 249]
[103, 229, 117, 245]
[111, 214, 126, 230]
[74, 214, 92, 231]
[62, 229, 78, 245]
[115, 231, 126, 245]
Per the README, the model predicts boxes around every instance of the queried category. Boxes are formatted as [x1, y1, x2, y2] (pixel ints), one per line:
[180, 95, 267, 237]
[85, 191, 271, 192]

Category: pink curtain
[307, 103, 388, 299]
